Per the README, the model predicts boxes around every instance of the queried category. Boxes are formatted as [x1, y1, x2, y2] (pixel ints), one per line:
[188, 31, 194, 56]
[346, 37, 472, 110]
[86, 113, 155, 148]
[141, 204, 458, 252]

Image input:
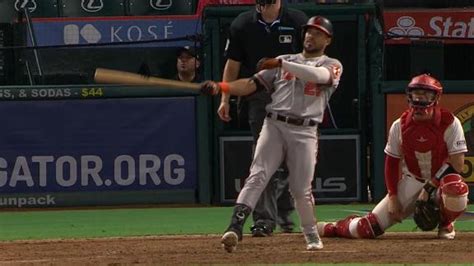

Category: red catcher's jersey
[400, 108, 454, 180]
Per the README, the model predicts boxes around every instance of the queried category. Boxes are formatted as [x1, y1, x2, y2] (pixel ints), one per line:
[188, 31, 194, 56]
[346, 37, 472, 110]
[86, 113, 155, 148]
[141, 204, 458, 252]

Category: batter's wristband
[218, 82, 230, 94]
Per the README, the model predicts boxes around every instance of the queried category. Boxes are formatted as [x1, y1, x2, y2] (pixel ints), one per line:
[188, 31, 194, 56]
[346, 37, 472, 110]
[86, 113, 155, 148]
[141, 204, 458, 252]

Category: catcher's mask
[406, 74, 443, 115]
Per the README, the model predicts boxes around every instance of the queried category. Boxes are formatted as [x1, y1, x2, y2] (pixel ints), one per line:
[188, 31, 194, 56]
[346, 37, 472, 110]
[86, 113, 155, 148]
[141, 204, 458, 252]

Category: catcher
[317, 73, 469, 239]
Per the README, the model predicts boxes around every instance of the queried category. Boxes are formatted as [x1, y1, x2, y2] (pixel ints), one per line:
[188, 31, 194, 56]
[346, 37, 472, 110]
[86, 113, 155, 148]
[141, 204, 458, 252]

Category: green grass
[0, 204, 473, 241]
[272, 265, 474, 266]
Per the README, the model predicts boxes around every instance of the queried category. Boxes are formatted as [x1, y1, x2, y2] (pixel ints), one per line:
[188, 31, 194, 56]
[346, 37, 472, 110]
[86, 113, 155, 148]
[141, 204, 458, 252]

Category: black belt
[266, 113, 317, 127]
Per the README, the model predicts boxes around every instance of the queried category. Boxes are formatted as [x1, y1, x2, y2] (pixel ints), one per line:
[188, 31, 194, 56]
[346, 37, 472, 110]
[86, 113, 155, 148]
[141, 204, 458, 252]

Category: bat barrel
[94, 68, 201, 90]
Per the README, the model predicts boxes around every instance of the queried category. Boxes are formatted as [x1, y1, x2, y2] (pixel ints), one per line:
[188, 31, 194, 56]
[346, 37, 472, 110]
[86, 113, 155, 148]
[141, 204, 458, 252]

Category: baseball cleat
[304, 232, 324, 251]
[221, 231, 239, 253]
[438, 223, 455, 240]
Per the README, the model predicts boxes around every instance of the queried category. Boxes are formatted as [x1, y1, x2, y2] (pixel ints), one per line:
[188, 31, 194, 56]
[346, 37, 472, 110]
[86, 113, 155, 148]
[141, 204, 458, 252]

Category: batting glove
[199, 81, 219, 95]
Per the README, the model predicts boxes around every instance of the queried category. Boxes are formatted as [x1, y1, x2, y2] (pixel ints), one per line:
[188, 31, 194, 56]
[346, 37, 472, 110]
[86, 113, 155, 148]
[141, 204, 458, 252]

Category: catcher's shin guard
[225, 203, 252, 240]
[438, 174, 469, 226]
[334, 215, 359, 238]
[356, 213, 384, 239]
[334, 213, 384, 239]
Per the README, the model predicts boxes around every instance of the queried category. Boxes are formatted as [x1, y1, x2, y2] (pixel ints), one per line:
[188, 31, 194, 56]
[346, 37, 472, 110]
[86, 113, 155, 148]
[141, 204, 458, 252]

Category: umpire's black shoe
[250, 224, 272, 237]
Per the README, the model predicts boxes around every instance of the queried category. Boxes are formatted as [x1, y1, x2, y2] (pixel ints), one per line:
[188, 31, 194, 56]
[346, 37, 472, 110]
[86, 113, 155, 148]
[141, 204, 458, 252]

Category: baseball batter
[201, 16, 343, 252]
[220, 0, 308, 238]
[317, 74, 469, 240]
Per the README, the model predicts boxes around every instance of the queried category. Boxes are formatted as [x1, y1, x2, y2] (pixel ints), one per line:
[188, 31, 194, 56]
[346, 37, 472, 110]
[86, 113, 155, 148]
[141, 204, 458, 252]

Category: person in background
[175, 46, 201, 83]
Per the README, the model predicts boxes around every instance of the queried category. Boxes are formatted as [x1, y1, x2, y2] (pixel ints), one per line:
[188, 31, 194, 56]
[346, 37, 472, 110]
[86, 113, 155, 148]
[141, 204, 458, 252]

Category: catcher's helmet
[407, 74, 443, 94]
[406, 74, 443, 111]
[302, 16, 333, 37]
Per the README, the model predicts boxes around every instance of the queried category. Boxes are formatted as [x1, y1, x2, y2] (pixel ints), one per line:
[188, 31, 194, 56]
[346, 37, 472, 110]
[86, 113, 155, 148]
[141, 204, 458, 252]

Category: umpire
[217, 0, 308, 236]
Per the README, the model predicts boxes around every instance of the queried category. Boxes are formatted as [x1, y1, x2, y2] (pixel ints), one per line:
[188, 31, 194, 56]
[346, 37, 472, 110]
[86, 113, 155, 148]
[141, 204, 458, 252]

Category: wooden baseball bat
[94, 68, 201, 90]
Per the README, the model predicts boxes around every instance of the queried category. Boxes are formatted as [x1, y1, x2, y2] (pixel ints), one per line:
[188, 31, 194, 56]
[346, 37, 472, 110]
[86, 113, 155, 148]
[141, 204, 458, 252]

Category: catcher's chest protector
[400, 108, 453, 180]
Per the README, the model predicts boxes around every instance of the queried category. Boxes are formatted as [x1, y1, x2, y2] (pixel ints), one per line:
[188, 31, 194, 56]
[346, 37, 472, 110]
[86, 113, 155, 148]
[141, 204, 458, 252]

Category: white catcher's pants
[236, 118, 319, 235]
[372, 173, 425, 230]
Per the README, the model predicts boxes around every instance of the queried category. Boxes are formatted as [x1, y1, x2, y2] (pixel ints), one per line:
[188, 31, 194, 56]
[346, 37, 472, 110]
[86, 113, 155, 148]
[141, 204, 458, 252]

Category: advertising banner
[29, 16, 201, 47]
[384, 9, 474, 44]
[219, 135, 361, 203]
[0, 85, 196, 101]
[386, 94, 474, 190]
[0, 98, 197, 199]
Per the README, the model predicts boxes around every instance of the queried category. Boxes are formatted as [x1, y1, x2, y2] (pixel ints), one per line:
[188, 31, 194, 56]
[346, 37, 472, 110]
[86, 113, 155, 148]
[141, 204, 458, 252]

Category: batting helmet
[406, 74, 443, 111]
[302, 16, 333, 37]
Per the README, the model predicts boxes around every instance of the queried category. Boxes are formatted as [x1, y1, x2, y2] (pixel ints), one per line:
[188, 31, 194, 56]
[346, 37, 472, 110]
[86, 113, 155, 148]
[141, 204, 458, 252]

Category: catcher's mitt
[413, 199, 440, 231]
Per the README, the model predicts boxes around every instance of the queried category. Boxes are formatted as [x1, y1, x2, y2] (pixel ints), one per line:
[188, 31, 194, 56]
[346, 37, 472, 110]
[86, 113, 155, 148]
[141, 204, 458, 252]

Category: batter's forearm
[226, 79, 257, 96]
[281, 60, 331, 84]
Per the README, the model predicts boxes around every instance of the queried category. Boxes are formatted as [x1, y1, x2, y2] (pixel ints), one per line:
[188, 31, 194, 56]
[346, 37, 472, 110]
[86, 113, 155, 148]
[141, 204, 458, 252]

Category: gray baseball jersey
[255, 53, 343, 122]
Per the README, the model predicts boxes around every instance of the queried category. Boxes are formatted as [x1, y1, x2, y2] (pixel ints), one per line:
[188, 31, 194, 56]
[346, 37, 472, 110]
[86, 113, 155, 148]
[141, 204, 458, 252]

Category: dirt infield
[1, 232, 473, 265]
